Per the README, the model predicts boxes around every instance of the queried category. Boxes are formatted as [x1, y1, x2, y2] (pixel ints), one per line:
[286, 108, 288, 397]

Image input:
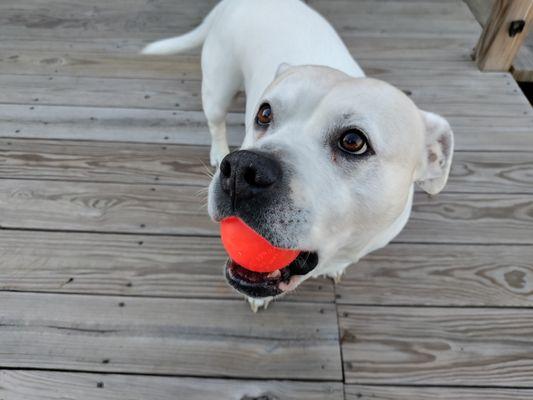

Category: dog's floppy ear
[415, 111, 454, 195]
[275, 62, 292, 78]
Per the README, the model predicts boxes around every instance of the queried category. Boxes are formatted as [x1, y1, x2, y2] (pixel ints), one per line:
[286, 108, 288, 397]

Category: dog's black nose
[219, 150, 281, 201]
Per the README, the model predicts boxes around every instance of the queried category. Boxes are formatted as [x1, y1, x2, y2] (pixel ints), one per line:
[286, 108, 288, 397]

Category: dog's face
[209, 66, 453, 299]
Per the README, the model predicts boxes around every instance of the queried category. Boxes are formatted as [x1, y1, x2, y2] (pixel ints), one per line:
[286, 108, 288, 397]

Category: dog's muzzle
[226, 252, 319, 298]
[215, 150, 319, 297]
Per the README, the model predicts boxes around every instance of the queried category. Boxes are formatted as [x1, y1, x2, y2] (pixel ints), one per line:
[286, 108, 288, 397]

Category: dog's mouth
[225, 252, 319, 298]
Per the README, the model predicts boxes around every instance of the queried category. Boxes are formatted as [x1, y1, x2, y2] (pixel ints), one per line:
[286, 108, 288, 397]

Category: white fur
[143, 0, 454, 309]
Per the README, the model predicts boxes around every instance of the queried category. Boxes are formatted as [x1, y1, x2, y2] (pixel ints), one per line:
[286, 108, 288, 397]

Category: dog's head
[208, 65, 453, 300]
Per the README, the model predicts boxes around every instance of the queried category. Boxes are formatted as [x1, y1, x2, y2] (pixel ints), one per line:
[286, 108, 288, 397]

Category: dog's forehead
[315, 78, 424, 151]
[268, 72, 423, 154]
[266, 66, 350, 107]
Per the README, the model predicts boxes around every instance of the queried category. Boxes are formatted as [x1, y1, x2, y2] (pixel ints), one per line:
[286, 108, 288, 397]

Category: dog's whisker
[199, 158, 216, 179]
[194, 186, 210, 195]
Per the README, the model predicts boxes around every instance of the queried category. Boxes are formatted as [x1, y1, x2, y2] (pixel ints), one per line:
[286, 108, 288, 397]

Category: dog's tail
[141, 1, 224, 55]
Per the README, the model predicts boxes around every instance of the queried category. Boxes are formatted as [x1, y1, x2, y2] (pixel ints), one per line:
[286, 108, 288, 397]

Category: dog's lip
[225, 252, 319, 298]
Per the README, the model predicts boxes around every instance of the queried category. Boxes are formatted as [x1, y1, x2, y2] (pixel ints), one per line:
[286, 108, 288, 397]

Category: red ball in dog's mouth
[220, 217, 300, 273]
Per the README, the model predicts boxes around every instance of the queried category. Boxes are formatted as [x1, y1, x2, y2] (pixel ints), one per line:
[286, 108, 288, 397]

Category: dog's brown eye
[338, 130, 368, 155]
[256, 103, 272, 127]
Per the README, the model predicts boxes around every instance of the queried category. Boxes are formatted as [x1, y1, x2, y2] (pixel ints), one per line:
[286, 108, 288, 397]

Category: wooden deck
[0, 0, 532, 398]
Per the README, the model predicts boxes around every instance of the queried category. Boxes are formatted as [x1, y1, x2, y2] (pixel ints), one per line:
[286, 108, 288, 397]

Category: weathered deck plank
[0, 181, 530, 244]
[345, 386, 533, 399]
[0, 139, 212, 186]
[1, 231, 531, 307]
[0, 371, 344, 400]
[0, 55, 481, 81]
[0, 231, 333, 302]
[1, 139, 533, 193]
[335, 243, 533, 306]
[398, 193, 533, 244]
[1, 104, 532, 151]
[339, 306, 533, 386]
[0, 179, 215, 235]
[309, 0, 481, 36]
[0, 104, 247, 147]
[0, 0, 479, 40]
[0, 72, 529, 118]
[0, 292, 341, 380]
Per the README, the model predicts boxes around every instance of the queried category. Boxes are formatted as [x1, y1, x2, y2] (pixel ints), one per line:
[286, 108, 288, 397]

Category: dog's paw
[210, 142, 230, 167]
[247, 297, 273, 313]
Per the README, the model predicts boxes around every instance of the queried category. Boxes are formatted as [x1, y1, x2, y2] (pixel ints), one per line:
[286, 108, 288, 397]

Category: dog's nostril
[243, 166, 257, 186]
[243, 166, 274, 188]
[219, 150, 280, 200]
[220, 159, 231, 178]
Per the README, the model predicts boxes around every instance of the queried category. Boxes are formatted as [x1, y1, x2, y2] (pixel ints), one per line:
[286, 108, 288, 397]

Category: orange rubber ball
[220, 217, 300, 273]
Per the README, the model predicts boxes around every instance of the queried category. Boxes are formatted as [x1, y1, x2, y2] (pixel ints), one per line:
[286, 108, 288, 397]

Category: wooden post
[474, 0, 533, 71]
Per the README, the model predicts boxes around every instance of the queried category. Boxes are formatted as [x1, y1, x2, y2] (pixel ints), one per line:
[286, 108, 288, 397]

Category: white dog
[143, 0, 454, 311]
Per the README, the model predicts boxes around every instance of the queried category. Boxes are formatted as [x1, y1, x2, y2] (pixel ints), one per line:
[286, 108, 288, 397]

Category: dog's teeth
[267, 270, 281, 278]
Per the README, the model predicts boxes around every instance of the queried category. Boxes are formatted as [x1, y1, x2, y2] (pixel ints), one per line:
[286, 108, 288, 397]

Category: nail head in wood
[509, 19, 526, 36]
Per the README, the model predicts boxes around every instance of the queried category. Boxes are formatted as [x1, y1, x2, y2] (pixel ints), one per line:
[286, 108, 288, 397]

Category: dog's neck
[316, 185, 414, 277]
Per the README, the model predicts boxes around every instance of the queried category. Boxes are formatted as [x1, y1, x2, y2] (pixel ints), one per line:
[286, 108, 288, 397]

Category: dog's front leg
[246, 297, 273, 313]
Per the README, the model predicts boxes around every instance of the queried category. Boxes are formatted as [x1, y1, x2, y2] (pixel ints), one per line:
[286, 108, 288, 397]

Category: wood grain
[0, 72, 530, 118]
[0, 371, 344, 400]
[0, 139, 212, 186]
[0, 292, 342, 380]
[0, 179, 215, 235]
[2, 138, 532, 192]
[0, 35, 477, 61]
[0, 0, 479, 40]
[447, 151, 533, 193]
[0, 74, 213, 111]
[466, 0, 533, 81]
[309, 0, 481, 36]
[0, 104, 246, 146]
[346, 385, 533, 399]
[0, 53, 481, 80]
[0, 230, 334, 303]
[339, 306, 533, 386]
[398, 193, 533, 244]
[474, 0, 533, 71]
[1, 104, 532, 151]
[0, 181, 530, 244]
[335, 243, 533, 306]
[0, 52, 204, 80]
[0, 0, 217, 39]
[446, 115, 533, 151]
